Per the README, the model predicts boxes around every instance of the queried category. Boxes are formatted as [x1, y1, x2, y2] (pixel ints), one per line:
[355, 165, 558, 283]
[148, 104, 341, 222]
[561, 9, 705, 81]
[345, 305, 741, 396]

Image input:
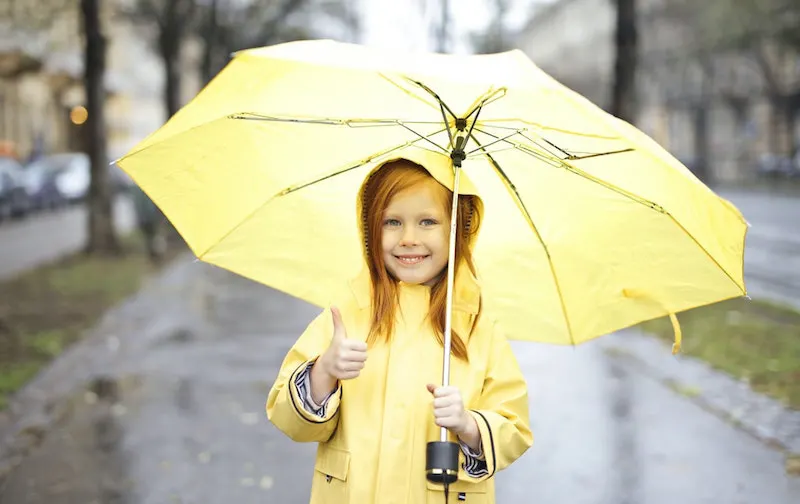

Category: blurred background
[0, 1, 798, 503]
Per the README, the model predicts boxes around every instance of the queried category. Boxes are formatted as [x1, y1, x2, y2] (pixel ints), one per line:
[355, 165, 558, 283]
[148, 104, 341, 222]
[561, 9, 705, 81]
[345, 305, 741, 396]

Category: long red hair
[361, 159, 482, 361]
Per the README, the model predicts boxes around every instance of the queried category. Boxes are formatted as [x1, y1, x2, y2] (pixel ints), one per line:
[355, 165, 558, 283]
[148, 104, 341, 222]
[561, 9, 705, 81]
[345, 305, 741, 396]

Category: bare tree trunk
[159, 0, 191, 119]
[201, 0, 220, 84]
[81, 0, 119, 255]
[160, 33, 182, 119]
[611, 0, 638, 122]
[692, 104, 711, 183]
[785, 91, 799, 157]
[723, 96, 751, 179]
[767, 96, 783, 154]
[437, 0, 450, 53]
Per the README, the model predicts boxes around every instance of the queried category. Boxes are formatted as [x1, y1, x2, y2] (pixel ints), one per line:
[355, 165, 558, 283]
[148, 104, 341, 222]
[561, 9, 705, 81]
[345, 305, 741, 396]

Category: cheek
[431, 228, 450, 252]
[381, 229, 396, 252]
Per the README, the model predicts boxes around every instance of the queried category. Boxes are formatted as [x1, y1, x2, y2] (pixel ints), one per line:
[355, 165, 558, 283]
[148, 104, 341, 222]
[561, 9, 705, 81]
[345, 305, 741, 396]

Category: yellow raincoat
[266, 264, 532, 503]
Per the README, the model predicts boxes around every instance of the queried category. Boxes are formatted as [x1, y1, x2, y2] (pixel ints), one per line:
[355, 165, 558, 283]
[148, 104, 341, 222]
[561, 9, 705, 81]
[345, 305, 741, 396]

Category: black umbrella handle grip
[425, 440, 460, 485]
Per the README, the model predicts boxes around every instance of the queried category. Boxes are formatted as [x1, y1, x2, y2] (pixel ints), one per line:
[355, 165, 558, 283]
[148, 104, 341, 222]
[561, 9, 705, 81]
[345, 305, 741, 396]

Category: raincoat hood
[349, 149, 485, 315]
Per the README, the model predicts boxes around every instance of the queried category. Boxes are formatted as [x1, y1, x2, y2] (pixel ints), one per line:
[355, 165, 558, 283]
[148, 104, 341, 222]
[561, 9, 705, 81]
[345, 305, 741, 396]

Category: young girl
[266, 157, 532, 503]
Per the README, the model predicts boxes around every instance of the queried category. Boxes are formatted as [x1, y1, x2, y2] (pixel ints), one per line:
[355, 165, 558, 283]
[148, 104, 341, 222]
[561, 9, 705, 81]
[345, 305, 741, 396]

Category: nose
[399, 226, 418, 246]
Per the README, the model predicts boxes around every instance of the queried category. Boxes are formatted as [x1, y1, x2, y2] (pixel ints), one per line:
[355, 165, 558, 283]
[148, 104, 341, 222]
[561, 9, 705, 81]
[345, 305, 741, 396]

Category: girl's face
[380, 179, 450, 286]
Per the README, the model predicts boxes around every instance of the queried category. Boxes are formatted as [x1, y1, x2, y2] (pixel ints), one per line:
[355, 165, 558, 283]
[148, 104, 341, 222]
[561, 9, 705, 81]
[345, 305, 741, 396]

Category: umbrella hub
[449, 118, 470, 168]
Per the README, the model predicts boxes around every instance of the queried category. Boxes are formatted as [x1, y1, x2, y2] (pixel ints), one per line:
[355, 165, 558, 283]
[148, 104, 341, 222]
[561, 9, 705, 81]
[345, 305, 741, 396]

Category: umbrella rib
[474, 126, 634, 165]
[406, 78, 461, 122]
[378, 73, 442, 111]
[479, 119, 622, 140]
[515, 130, 635, 160]
[197, 132, 447, 260]
[462, 88, 507, 121]
[232, 113, 449, 154]
[277, 127, 449, 196]
[465, 131, 521, 155]
[472, 127, 570, 167]
[396, 123, 450, 154]
[486, 136, 746, 296]
[467, 132, 577, 347]
[230, 113, 443, 128]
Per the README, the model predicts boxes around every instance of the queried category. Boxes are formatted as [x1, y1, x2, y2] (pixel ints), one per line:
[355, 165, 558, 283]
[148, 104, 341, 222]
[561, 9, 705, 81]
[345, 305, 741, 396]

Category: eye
[383, 218, 401, 227]
[420, 218, 438, 226]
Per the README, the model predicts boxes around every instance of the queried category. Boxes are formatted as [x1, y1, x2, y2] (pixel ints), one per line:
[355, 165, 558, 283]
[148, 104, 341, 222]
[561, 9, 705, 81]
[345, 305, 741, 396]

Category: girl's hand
[427, 384, 482, 452]
[426, 384, 475, 436]
[319, 306, 368, 380]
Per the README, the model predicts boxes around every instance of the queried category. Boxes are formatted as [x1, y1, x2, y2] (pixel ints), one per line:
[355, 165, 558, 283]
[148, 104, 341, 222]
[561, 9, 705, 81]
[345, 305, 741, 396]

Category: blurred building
[0, 0, 201, 163]
[518, 0, 799, 183]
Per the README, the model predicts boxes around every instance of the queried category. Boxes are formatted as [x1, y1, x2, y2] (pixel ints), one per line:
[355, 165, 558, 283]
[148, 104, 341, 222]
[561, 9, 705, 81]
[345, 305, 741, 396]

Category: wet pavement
[1, 258, 798, 503]
[716, 188, 800, 309]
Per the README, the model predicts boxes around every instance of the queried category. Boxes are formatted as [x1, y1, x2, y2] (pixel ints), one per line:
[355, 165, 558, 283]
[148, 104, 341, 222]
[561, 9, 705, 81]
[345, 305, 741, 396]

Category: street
[716, 189, 800, 309]
[0, 196, 136, 282]
[1, 259, 798, 503]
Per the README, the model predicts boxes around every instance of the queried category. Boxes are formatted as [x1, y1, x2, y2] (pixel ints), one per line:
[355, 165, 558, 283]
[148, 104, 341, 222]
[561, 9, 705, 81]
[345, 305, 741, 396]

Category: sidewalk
[0, 195, 136, 282]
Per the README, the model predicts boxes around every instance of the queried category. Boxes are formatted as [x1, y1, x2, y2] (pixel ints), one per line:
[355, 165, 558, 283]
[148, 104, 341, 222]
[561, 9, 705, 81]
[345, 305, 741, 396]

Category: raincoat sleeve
[266, 308, 342, 443]
[296, 363, 336, 415]
[463, 320, 532, 482]
[459, 441, 488, 477]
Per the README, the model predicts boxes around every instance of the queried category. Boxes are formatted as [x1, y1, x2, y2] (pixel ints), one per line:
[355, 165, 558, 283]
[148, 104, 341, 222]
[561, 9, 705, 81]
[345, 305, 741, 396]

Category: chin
[391, 270, 434, 285]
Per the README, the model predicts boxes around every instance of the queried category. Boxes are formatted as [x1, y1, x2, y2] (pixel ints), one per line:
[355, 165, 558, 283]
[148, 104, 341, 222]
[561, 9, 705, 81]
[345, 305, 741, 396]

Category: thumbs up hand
[319, 306, 368, 381]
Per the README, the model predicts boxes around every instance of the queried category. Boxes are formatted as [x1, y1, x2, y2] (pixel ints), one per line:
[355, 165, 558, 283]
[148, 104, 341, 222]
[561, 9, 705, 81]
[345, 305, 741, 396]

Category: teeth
[397, 256, 425, 264]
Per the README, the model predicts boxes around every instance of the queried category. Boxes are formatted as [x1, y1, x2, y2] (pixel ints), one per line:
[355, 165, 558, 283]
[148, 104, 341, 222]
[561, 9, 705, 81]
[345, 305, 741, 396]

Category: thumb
[426, 383, 437, 395]
[330, 306, 347, 341]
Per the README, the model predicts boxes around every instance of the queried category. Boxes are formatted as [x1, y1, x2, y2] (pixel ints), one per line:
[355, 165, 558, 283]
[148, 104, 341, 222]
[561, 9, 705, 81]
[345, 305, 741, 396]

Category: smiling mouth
[395, 255, 429, 265]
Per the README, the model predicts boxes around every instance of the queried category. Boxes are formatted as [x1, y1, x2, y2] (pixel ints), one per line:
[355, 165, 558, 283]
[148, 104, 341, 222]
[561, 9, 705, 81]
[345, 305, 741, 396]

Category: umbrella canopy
[116, 39, 748, 350]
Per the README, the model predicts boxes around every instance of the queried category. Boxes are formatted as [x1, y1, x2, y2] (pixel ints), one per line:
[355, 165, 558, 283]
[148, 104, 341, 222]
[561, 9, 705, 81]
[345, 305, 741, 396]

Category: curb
[600, 328, 800, 457]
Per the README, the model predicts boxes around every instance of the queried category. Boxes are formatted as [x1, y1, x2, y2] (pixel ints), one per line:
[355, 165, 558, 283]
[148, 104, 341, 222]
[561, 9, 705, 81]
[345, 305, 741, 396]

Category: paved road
[2, 261, 797, 503]
[0, 196, 136, 282]
[716, 188, 800, 309]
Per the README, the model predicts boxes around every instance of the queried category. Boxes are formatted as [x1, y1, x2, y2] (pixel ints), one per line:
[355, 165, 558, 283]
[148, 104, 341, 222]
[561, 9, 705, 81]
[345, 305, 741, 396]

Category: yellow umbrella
[117, 39, 747, 353]
[117, 39, 748, 487]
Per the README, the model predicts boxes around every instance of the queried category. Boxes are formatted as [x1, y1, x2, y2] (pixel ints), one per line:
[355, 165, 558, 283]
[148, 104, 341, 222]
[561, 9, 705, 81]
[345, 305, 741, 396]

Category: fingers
[434, 415, 462, 429]
[341, 339, 368, 353]
[428, 385, 466, 430]
[427, 385, 458, 398]
[334, 342, 367, 362]
[433, 395, 460, 409]
[432, 403, 465, 430]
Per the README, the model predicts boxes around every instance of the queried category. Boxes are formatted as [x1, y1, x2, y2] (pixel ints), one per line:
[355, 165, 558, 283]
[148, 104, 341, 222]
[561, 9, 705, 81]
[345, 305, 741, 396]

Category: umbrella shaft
[440, 164, 461, 443]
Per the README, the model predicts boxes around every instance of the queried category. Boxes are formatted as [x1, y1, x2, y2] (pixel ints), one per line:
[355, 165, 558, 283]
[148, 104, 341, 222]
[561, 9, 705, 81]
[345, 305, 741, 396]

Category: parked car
[20, 156, 68, 211]
[41, 153, 91, 204]
[0, 156, 31, 220]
